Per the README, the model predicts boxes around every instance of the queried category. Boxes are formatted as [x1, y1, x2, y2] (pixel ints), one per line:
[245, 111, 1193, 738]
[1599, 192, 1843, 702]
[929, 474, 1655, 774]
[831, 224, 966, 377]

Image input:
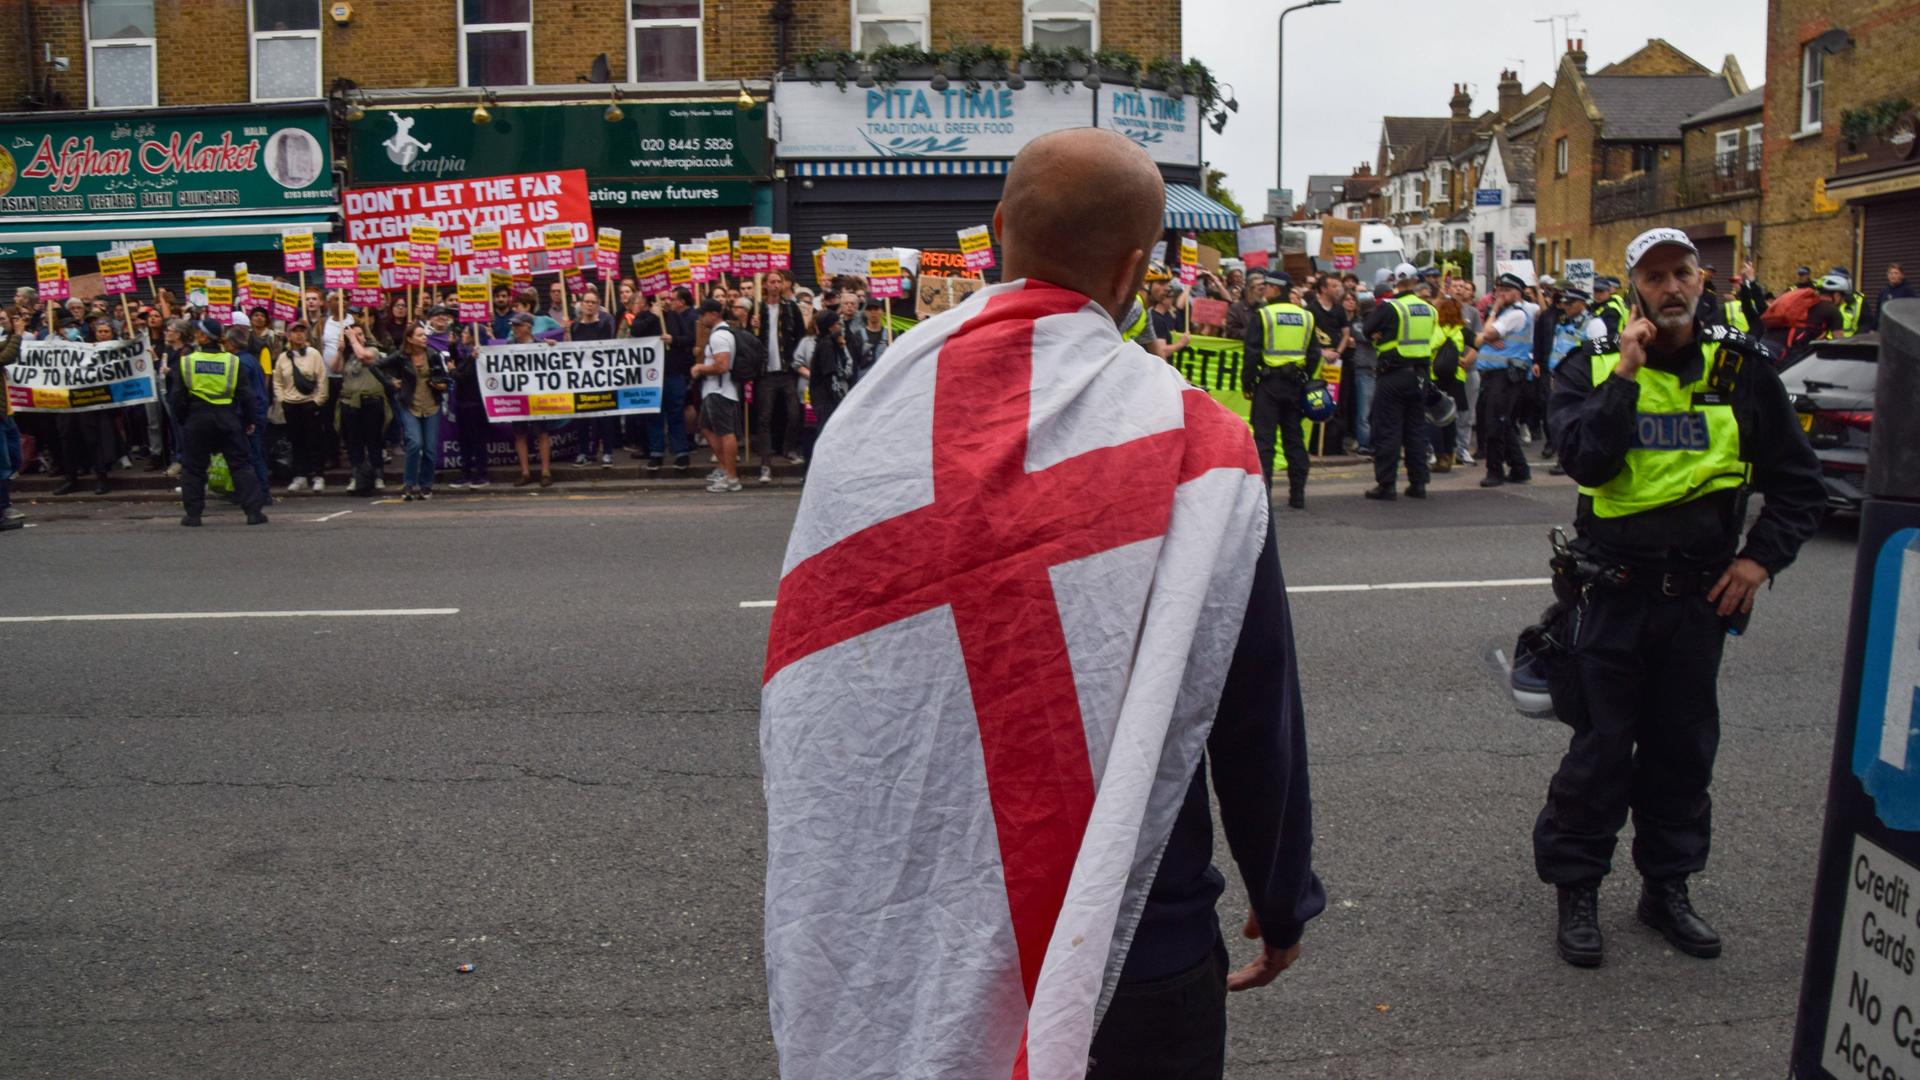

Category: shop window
[462, 0, 532, 87]
[854, 0, 929, 50]
[251, 0, 321, 102]
[1800, 44, 1824, 133]
[631, 0, 701, 82]
[1554, 137, 1568, 176]
[1025, 0, 1096, 51]
[87, 0, 157, 108]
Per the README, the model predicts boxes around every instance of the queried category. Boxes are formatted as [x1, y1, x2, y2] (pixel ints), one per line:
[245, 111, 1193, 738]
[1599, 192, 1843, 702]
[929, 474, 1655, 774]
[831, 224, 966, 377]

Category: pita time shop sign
[343, 169, 592, 277]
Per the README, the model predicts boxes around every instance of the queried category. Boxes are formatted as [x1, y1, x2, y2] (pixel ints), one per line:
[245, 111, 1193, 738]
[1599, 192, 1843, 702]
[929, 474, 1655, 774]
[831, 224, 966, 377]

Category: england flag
[761, 279, 1270, 1079]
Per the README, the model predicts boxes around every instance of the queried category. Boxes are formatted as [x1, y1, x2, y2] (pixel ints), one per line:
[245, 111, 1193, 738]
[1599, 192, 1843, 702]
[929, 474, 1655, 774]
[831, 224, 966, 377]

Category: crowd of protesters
[0, 268, 897, 526]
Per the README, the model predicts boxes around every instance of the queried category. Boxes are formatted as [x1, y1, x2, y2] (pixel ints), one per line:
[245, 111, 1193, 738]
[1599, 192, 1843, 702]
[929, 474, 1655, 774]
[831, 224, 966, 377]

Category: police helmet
[192, 318, 223, 342]
[1144, 262, 1172, 283]
[1819, 273, 1851, 294]
[1266, 272, 1292, 291]
[1508, 635, 1557, 720]
[1423, 388, 1457, 427]
[1301, 379, 1336, 423]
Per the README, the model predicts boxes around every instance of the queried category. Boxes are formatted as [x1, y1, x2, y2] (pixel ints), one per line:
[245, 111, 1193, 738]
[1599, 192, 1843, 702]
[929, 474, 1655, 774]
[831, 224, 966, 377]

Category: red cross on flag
[761, 280, 1270, 1078]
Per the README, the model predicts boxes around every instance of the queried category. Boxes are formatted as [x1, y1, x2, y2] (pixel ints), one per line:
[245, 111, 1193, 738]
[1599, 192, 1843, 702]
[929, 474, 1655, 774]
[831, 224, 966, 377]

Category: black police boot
[1479, 474, 1505, 488]
[1555, 883, 1604, 968]
[1403, 484, 1427, 499]
[51, 479, 78, 496]
[245, 508, 270, 526]
[1637, 877, 1722, 959]
[1287, 490, 1306, 510]
[180, 514, 201, 527]
[1363, 484, 1397, 501]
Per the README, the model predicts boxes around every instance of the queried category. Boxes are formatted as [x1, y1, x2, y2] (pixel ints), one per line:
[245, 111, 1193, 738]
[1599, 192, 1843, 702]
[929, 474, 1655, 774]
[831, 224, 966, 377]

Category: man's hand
[1226, 910, 1301, 993]
[1707, 556, 1769, 617]
[1616, 316, 1656, 379]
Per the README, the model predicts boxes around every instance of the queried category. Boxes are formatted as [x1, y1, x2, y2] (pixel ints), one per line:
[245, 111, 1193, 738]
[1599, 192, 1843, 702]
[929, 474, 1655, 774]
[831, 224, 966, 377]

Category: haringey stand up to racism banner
[475, 338, 665, 421]
[3, 339, 159, 413]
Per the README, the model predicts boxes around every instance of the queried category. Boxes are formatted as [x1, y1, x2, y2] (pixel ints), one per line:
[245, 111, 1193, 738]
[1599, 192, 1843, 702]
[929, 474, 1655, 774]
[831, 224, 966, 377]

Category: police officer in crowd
[170, 319, 269, 527]
[1536, 227, 1822, 967]
[1592, 277, 1629, 338]
[1358, 265, 1435, 501]
[1242, 272, 1321, 509]
[1541, 287, 1604, 477]
[1473, 272, 1539, 487]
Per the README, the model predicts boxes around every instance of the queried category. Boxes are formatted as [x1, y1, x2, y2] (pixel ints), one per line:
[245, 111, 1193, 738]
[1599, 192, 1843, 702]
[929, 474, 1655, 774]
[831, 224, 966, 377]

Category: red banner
[342, 169, 594, 281]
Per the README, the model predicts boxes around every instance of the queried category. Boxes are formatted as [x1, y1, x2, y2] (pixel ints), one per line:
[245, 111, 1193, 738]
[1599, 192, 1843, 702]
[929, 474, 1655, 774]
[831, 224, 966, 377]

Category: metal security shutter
[1692, 236, 1735, 279]
[787, 176, 1005, 290]
[1862, 195, 1920, 303]
[596, 206, 755, 254]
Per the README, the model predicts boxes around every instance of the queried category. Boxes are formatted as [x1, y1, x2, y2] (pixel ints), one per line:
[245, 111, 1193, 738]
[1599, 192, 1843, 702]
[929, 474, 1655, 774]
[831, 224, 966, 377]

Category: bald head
[995, 128, 1165, 320]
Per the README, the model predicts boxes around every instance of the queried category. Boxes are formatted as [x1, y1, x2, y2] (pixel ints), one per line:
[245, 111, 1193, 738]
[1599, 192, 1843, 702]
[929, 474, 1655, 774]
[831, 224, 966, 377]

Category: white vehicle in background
[1279, 223, 1406, 285]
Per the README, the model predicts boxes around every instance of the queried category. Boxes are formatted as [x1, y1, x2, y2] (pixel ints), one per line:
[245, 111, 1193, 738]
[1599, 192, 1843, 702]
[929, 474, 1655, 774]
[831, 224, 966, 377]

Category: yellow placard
[273, 280, 301, 308]
[436, 242, 454, 266]
[543, 224, 574, 251]
[958, 225, 991, 254]
[322, 244, 358, 269]
[97, 250, 132, 276]
[821, 234, 848, 249]
[471, 227, 503, 252]
[35, 257, 65, 284]
[488, 268, 513, 287]
[529, 394, 574, 415]
[456, 278, 488, 304]
[183, 270, 210, 293]
[409, 222, 440, 248]
[281, 230, 314, 255]
[597, 228, 622, 253]
[393, 246, 416, 267]
[682, 241, 709, 268]
[206, 279, 234, 307]
[1179, 236, 1199, 267]
[635, 250, 669, 278]
[867, 254, 901, 280]
[668, 260, 692, 285]
[128, 241, 158, 266]
[357, 268, 382, 289]
[739, 230, 770, 256]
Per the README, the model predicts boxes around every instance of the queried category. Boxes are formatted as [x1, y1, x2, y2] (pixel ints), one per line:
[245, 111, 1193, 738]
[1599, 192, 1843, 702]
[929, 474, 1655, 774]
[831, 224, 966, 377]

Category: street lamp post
[1277, 0, 1341, 214]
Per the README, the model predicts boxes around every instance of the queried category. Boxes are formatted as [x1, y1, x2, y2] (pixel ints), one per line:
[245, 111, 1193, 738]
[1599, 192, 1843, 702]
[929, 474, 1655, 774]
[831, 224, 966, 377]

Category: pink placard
[868, 276, 904, 300]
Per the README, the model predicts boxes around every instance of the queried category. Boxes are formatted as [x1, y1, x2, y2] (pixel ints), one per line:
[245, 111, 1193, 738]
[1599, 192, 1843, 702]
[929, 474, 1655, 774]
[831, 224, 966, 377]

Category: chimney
[1449, 82, 1472, 120]
[1497, 68, 1523, 118]
[1567, 38, 1587, 75]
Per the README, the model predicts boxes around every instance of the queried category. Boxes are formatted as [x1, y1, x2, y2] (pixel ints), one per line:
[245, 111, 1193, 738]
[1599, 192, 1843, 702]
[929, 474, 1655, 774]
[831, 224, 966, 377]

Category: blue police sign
[1854, 529, 1920, 830]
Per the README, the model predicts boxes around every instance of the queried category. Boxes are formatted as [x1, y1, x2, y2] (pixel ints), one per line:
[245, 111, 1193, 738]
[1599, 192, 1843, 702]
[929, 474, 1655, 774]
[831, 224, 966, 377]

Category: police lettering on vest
[1380, 296, 1435, 363]
[186, 350, 238, 405]
[1577, 340, 1751, 519]
[1259, 302, 1311, 369]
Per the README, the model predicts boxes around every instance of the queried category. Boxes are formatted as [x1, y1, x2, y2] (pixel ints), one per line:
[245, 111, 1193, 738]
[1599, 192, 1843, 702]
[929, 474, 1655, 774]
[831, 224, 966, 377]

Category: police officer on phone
[1533, 228, 1822, 968]
[1242, 272, 1321, 509]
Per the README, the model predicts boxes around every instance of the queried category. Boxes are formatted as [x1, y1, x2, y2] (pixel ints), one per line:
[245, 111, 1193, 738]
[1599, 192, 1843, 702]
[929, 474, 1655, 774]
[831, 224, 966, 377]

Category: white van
[1279, 223, 1405, 285]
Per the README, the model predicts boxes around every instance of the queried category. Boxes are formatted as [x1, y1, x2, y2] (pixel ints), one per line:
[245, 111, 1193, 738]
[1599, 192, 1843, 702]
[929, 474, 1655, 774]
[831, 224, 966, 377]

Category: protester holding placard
[753, 268, 806, 481]
[502, 313, 557, 489]
[337, 319, 390, 496]
[566, 291, 620, 469]
[273, 322, 331, 493]
[650, 286, 699, 474]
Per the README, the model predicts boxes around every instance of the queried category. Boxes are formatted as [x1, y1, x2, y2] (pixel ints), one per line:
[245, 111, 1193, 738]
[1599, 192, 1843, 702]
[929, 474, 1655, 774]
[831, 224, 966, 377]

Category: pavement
[0, 452, 1859, 1078]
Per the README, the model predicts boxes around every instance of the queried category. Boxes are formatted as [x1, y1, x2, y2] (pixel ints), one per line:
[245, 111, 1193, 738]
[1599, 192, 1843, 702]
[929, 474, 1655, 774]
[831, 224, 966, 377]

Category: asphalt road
[0, 461, 1860, 1078]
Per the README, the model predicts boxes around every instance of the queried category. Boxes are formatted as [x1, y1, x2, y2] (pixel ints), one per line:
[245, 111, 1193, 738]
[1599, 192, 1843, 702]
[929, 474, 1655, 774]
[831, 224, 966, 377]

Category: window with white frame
[86, 0, 157, 108]
[462, 0, 532, 87]
[1800, 44, 1824, 133]
[1714, 129, 1740, 177]
[631, 0, 701, 82]
[251, 0, 321, 102]
[854, 0, 929, 50]
[1025, 0, 1096, 51]
[1745, 121, 1763, 172]
[1555, 136, 1568, 176]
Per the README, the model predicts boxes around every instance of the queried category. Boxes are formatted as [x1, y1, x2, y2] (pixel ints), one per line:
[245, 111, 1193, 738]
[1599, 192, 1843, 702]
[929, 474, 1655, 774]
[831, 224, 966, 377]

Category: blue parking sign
[1853, 528, 1920, 831]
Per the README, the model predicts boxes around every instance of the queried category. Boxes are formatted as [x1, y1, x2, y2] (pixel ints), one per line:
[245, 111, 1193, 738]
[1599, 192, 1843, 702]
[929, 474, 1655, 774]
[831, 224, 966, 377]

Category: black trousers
[1087, 935, 1228, 1080]
[58, 410, 117, 479]
[339, 399, 388, 494]
[281, 401, 326, 479]
[754, 370, 803, 460]
[1249, 372, 1308, 498]
[1534, 586, 1726, 884]
[178, 407, 266, 517]
[1476, 372, 1532, 481]
[1370, 367, 1430, 488]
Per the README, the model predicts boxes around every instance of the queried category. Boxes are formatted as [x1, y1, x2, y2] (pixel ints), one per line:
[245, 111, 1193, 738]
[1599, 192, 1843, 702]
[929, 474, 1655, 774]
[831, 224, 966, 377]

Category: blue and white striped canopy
[1163, 184, 1240, 231]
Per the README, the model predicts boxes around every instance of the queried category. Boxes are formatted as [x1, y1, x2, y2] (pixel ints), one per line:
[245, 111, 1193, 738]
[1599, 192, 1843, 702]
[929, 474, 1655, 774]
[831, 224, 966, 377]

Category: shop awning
[0, 212, 338, 256]
[1164, 184, 1239, 231]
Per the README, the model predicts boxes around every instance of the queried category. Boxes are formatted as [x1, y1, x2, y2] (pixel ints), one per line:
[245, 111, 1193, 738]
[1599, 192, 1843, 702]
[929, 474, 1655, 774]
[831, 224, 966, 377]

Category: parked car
[1780, 335, 1877, 514]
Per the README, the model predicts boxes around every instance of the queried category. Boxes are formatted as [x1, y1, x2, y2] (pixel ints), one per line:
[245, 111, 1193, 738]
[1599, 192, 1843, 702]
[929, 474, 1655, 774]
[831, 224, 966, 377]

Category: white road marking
[0, 608, 460, 624]
[313, 510, 354, 523]
[738, 578, 1552, 608]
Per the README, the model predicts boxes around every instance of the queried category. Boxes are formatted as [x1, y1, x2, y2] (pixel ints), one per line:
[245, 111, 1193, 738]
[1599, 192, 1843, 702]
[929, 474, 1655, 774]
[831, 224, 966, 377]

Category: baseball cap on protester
[1625, 228, 1698, 272]
[509, 311, 535, 326]
[1393, 262, 1419, 282]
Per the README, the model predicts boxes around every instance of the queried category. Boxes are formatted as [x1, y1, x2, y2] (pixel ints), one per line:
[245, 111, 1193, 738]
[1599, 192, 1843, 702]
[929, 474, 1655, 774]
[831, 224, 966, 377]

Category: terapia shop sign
[0, 110, 335, 221]
[347, 101, 767, 208]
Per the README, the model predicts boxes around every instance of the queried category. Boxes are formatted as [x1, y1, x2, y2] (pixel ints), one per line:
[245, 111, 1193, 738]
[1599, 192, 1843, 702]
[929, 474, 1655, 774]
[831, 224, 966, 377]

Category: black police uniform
[1534, 321, 1823, 930]
[168, 353, 269, 522]
[1358, 290, 1432, 495]
[1241, 302, 1323, 506]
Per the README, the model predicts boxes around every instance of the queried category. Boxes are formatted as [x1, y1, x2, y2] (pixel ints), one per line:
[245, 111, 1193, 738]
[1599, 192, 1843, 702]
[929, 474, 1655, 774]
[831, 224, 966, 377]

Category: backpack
[727, 323, 768, 381]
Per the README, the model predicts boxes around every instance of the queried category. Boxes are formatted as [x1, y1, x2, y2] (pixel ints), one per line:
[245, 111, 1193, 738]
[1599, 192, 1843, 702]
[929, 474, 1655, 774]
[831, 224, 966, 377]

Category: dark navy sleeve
[1733, 355, 1826, 577]
[1208, 522, 1325, 949]
[1549, 348, 1639, 487]
[1360, 302, 1397, 344]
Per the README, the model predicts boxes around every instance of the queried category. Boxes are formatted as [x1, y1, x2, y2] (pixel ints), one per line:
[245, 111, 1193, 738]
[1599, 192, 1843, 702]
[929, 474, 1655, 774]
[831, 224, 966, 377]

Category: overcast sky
[1183, 0, 1769, 214]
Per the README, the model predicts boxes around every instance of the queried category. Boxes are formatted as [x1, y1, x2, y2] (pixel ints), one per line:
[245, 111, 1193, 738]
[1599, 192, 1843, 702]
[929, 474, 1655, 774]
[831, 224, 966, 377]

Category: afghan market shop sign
[1096, 86, 1199, 169]
[774, 81, 1092, 159]
[0, 111, 335, 221]
[347, 103, 768, 190]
